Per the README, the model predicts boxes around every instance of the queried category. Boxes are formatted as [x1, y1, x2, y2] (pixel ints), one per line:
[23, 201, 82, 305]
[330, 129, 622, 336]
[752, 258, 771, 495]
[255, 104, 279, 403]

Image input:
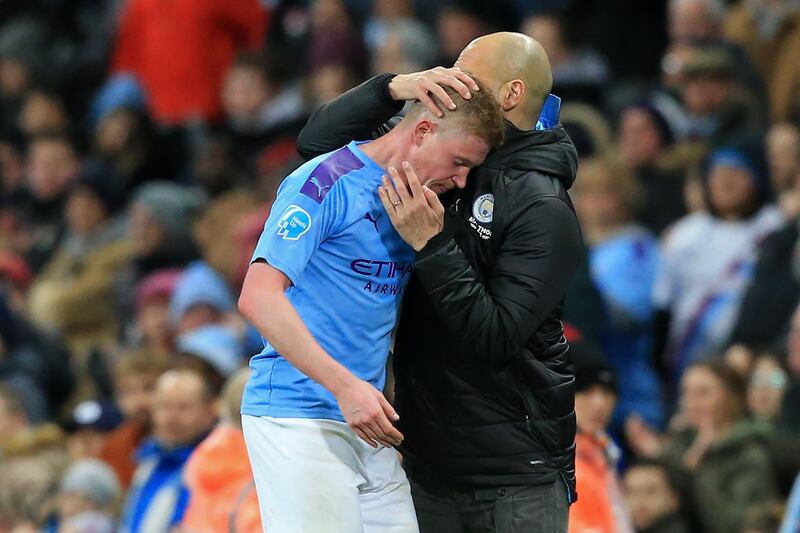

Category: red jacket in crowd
[112, 0, 267, 125]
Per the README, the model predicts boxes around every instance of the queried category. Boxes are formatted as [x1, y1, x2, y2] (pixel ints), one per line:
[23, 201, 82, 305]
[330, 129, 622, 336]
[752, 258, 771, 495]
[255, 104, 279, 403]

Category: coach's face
[410, 119, 489, 194]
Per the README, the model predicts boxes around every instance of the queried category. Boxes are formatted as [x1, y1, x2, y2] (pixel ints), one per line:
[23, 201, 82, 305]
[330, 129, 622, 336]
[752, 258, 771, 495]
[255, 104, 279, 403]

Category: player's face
[411, 127, 489, 195]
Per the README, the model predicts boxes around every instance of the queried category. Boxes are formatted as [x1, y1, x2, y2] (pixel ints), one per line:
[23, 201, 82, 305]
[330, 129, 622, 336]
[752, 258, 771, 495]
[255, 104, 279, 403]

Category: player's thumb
[379, 394, 400, 422]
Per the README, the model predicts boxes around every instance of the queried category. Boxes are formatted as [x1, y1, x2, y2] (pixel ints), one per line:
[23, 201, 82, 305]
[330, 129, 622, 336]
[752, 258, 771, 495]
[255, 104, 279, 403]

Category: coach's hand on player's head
[380, 161, 445, 252]
[335, 376, 403, 448]
[388, 66, 478, 118]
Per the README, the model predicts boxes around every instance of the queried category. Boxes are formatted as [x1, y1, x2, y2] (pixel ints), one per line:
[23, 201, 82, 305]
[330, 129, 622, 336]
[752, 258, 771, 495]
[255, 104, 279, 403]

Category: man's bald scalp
[463, 32, 553, 120]
[491, 33, 552, 116]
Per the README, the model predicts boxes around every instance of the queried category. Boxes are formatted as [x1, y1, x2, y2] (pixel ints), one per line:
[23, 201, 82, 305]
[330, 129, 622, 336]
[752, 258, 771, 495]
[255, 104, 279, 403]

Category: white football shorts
[242, 414, 419, 533]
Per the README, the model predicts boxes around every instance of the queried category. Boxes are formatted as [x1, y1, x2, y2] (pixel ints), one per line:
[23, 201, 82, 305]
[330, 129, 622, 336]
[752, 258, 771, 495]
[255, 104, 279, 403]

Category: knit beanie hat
[132, 182, 207, 243]
[59, 459, 121, 509]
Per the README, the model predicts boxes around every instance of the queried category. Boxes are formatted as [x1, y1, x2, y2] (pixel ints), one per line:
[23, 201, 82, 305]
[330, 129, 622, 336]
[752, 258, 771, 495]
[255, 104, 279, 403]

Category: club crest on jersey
[472, 194, 494, 224]
[276, 205, 312, 240]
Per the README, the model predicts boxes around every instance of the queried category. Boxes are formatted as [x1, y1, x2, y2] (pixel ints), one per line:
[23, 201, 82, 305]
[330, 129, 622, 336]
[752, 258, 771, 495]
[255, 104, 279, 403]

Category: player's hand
[388, 67, 479, 117]
[335, 377, 404, 448]
[380, 161, 445, 251]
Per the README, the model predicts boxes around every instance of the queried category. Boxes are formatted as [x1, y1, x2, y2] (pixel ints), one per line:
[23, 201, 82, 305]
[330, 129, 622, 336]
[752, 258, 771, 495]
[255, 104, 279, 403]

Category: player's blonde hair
[407, 77, 505, 149]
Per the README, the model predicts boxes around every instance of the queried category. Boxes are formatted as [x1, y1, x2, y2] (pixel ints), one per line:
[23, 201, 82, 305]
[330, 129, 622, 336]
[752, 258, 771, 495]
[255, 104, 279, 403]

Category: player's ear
[413, 119, 435, 146]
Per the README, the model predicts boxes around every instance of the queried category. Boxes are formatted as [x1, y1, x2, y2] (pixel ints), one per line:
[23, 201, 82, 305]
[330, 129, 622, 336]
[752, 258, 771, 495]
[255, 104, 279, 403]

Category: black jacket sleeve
[296, 73, 404, 160]
[413, 192, 583, 364]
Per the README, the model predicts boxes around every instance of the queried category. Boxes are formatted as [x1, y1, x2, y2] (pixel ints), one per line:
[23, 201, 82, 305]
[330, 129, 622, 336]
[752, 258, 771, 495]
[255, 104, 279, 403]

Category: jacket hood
[481, 122, 579, 190]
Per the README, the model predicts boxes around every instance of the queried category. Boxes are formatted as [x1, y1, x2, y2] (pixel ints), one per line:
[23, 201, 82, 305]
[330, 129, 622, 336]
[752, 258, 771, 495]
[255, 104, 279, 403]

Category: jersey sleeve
[251, 164, 348, 284]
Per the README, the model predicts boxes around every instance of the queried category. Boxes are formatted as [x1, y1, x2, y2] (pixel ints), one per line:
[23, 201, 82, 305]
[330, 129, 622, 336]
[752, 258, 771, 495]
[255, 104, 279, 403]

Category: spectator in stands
[371, 20, 438, 75]
[658, 360, 779, 533]
[723, 0, 800, 82]
[0, 383, 30, 450]
[747, 354, 789, 425]
[653, 141, 783, 384]
[723, 0, 800, 123]
[741, 503, 787, 533]
[363, 0, 417, 52]
[119, 368, 217, 533]
[308, 0, 367, 77]
[181, 368, 260, 533]
[765, 20, 800, 123]
[127, 269, 182, 354]
[55, 459, 121, 533]
[222, 52, 305, 151]
[111, 0, 267, 125]
[729, 151, 799, 348]
[676, 45, 763, 146]
[194, 194, 264, 288]
[189, 132, 247, 200]
[176, 324, 244, 397]
[436, 0, 517, 66]
[64, 400, 123, 461]
[616, 101, 687, 236]
[307, 63, 361, 110]
[18, 89, 69, 137]
[560, 102, 614, 158]
[305, 2, 365, 115]
[169, 261, 235, 335]
[101, 350, 172, 489]
[668, 0, 727, 44]
[779, 304, 800, 433]
[0, 18, 45, 132]
[0, 423, 69, 531]
[569, 342, 634, 533]
[17, 132, 82, 271]
[522, 10, 610, 108]
[667, 0, 764, 98]
[623, 459, 689, 533]
[0, 131, 26, 202]
[766, 122, 800, 217]
[120, 182, 205, 320]
[27, 167, 133, 365]
[0, 282, 73, 420]
[572, 156, 664, 434]
[89, 107, 182, 199]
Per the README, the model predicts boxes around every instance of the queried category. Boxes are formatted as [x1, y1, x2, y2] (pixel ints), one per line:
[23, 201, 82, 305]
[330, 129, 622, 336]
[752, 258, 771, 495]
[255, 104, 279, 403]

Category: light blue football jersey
[241, 141, 415, 422]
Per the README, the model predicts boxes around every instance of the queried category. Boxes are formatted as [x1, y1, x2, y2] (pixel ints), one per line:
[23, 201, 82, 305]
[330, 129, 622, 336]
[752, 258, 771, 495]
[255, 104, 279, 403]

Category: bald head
[455, 32, 552, 128]
[152, 369, 217, 448]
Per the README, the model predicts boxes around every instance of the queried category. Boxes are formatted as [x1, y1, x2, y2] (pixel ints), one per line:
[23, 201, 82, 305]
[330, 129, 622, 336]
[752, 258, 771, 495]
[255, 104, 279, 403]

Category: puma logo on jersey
[308, 176, 331, 197]
[364, 212, 382, 232]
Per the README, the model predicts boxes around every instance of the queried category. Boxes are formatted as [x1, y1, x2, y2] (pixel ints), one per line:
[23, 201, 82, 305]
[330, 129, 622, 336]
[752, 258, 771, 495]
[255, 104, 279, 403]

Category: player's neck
[358, 128, 411, 172]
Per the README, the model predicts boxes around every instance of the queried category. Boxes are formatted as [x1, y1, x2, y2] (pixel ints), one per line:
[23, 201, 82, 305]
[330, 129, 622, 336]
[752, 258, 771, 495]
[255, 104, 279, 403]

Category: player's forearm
[241, 290, 354, 396]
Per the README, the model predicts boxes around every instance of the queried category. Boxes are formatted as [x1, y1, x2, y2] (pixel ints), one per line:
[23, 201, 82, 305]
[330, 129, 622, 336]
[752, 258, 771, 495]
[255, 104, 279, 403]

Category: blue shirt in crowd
[589, 225, 664, 431]
[119, 438, 196, 533]
[241, 141, 415, 422]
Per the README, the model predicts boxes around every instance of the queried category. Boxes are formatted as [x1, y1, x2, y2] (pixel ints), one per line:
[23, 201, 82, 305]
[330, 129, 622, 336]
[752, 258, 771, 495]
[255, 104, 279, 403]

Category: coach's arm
[415, 190, 583, 365]
[297, 69, 478, 160]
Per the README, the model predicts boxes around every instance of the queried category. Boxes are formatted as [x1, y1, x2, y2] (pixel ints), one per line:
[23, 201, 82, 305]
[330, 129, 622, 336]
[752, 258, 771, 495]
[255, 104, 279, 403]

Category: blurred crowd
[0, 0, 799, 532]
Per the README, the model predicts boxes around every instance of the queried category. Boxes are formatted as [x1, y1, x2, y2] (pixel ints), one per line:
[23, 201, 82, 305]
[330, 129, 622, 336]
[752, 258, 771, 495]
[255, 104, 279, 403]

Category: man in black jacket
[297, 32, 582, 532]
